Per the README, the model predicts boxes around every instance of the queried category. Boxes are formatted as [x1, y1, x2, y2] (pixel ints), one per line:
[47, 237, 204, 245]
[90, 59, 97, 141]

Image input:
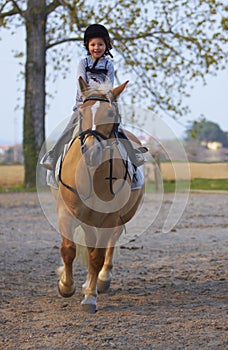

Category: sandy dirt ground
[0, 191, 227, 349]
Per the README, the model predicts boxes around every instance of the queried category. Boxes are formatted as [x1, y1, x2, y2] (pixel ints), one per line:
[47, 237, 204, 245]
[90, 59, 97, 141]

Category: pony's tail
[74, 226, 89, 268]
[73, 226, 120, 268]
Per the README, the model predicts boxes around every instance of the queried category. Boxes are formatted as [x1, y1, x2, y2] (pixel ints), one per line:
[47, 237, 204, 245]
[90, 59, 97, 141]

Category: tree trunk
[23, 0, 46, 187]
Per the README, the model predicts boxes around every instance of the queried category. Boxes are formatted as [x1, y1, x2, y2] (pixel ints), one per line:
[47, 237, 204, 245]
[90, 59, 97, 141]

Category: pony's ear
[110, 81, 129, 101]
[78, 76, 89, 96]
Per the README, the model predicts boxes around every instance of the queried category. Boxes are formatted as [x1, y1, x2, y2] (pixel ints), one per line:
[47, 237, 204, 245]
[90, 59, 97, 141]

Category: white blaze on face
[91, 101, 100, 130]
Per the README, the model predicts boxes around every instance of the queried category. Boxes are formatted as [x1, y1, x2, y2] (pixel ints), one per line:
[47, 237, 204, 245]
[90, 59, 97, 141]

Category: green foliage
[2, 179, 227, 193]
[0, 0, 227, 118]
[146, 178, 228, 192]
[0, 185, 37, 193]
[185, 119, 228, 146]
[190, 178, 228, 191]
[1, 0, 227, 187]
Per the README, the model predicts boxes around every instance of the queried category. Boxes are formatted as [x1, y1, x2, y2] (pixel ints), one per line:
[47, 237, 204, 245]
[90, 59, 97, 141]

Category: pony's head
[78, 77, 128, 167]
[78, 77, 128, 134]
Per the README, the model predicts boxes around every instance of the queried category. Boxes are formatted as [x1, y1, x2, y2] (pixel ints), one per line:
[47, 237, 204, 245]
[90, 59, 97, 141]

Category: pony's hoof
[58, 280, 75, 298]
[81, 295, 97, 313]
[81, 303, 97, 314]
[97, 278, 111, 293]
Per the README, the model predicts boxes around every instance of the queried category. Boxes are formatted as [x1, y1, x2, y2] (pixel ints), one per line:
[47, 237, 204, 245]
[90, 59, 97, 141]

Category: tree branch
[11, 0, 25, 17]
[46, 0, 82, 15]
[46, 36, 82, 50]
[46, 0, 63, 16]
[0, 1, 8, 13]
[46, 29, 175, 50]
[46, 0, 83, 31]
[0, 8, 18, 19]
[112, 30, 174, 41]
[0, 0, 26, 19]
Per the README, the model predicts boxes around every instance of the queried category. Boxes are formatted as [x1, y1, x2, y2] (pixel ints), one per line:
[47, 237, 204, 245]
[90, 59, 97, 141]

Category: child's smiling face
[88, 38, 106, 60]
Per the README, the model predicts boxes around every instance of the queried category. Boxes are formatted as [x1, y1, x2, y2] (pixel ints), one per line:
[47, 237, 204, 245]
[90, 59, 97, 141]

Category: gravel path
[0, 191, 227, 349]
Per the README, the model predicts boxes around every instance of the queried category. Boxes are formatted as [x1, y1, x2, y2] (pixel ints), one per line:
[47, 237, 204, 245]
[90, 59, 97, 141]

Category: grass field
[0, 164, 227, 192]
[145, 179, 228, 193]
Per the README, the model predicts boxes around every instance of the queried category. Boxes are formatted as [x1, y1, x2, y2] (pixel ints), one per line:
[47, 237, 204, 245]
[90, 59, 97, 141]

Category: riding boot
[40, 111, 80, 170]
[118, 128, 148, 167]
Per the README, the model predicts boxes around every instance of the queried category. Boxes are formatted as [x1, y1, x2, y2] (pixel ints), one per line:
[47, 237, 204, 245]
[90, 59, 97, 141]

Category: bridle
[59, 97, 129, 199]
[78, 96, 120, 142]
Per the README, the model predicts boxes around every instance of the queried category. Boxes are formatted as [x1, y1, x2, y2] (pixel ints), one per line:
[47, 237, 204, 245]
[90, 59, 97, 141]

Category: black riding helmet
[84, 24, 113, 57]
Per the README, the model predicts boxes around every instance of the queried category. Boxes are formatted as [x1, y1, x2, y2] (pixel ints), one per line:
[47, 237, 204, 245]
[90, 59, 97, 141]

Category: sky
[0, 27, 228, 146]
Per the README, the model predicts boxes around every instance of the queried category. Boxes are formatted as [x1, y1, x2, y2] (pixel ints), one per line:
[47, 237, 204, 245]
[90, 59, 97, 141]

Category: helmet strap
[107, 48, 113, 58]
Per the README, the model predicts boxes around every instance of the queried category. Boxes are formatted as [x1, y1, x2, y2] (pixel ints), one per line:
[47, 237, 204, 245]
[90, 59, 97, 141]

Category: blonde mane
[85, 79, 113, 100]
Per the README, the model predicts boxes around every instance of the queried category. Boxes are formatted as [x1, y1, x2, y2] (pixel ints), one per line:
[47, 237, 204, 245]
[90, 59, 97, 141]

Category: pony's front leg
[98, 226, 123, 293]
[97, 246, 114, 293]
[81, 247, 106, 313]
[58, 236, 76, 297]
[57, 203, 77, 297]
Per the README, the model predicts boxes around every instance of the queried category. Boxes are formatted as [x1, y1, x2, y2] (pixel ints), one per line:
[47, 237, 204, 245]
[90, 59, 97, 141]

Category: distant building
[201, 141, 222, 150]
[0, 144, 23, 164]
[207, 141, 222, 150]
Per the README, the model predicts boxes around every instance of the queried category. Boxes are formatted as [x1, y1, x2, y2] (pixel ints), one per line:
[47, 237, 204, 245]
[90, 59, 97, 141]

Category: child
[41, 23, 145, 172]
[41, 24, 114, 170]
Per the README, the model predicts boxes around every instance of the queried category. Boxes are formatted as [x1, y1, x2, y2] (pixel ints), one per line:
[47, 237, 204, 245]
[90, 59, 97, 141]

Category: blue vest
[85, 57, 109, 83]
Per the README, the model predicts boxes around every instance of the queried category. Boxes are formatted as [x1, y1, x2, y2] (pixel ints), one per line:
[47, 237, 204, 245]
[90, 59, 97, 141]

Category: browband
[83, 96, 110, 104]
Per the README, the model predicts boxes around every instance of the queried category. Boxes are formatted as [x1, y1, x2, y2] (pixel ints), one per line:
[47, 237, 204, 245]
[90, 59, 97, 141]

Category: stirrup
[40, 153, 54, 170]
[132, 150, 146, 167]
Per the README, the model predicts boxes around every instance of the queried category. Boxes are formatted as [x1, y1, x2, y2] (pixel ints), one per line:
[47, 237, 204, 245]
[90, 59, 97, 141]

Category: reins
[58, 97, 129, 199]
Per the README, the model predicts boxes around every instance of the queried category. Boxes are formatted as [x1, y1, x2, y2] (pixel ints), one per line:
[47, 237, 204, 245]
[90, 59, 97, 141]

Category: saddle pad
[115, 141, 144, 190]
[46, 139, 144, 190]
[46, 141, 72, 189]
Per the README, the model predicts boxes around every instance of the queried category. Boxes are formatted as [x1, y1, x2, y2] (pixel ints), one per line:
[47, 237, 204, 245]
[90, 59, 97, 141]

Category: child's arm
[76, 59, 88, 87]
[107, 60, 115, 86]
[73, 59, 87, 111]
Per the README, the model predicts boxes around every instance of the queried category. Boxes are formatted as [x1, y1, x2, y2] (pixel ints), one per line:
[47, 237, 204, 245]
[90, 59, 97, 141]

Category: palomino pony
[53, 77, 144, 313]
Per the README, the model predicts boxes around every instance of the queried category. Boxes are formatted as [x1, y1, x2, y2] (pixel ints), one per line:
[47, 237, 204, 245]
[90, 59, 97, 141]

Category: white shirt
[73, 56, 114, 110]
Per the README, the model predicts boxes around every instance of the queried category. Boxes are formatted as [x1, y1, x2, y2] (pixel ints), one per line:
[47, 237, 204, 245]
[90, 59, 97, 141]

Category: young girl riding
[41, 23, 145, 173]
[41, 24, 114, 170]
